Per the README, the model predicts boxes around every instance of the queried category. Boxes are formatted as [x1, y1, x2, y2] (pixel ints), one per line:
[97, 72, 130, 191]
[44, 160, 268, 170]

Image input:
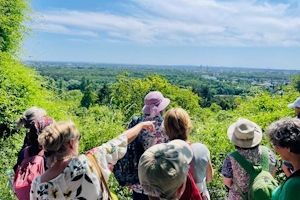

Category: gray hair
[266, 117, 300, 154]
[16, 106, 46, 129]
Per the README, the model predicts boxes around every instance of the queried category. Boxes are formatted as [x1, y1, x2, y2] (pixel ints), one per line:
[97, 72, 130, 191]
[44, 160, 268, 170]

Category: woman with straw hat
[221, 118, 277, 200]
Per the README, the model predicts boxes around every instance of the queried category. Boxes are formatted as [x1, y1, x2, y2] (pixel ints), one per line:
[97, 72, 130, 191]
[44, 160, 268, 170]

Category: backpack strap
[86, 153, 114, 200]
[232, 179, 247, 200]
[24, 147, 30, 159]
[230, 151, 257, 175]
[37, 149, 44, 157]
[24, 146, 44, 159]
[230, 151, 258, 199]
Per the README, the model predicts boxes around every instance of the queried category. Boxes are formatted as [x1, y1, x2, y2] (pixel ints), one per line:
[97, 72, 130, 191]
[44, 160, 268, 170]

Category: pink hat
[142, 91, 170, 117]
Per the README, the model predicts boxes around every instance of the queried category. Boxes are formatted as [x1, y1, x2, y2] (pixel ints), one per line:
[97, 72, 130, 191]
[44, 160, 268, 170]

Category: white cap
[288, 97, 300, 109]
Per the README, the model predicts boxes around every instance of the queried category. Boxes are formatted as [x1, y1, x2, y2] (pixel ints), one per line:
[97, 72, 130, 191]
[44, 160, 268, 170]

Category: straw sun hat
[227, 118, 262, 148]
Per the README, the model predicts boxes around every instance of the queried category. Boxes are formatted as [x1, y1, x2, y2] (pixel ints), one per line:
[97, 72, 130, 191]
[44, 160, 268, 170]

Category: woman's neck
[51, 154, 73, 168]
[290, 154, 300, 171]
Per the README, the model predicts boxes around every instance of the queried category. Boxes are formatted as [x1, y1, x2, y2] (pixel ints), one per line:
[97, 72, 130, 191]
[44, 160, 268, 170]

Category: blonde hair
[17, 106, 46, 129]
[164, 108, 191, 141]
[38, 121, 80, 156]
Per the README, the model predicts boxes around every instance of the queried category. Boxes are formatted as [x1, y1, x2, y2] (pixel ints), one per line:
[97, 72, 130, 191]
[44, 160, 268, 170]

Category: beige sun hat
[227, 118, 262, 148]
[138, 139, 193, 199]
[288, 97, 300, 109]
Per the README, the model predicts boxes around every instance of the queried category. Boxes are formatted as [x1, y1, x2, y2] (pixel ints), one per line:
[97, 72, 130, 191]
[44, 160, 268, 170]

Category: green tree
[292, 75, 300, 92]
[0, 0, 30, 54]
[193, 85, 214, 107]
[97, 83, 111, 105]
[80, 77, 90, 92]
[81, 85, 95, 108]
[110, 73, 201, 118]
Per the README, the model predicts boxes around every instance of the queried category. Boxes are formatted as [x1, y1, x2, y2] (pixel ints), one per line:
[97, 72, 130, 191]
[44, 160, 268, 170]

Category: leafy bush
[0, 0, 30, 54]
[110, 73, 201, 118]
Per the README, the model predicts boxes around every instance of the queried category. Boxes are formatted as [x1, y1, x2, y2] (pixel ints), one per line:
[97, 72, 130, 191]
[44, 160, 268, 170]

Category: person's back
[179, 171, 202, 200]
[163, 108, 214, 199]
[30, 120, 155, 200]
[222, 118, 277, 200]
[14, 146, 44, 200]
[31, 155, 107, 199]
[14, 107, 49, 172]
[13, 116, 54, 200]
[223, 145, 277, 199]
[189, 143, 212, 200]
[113, 91, 170, 200]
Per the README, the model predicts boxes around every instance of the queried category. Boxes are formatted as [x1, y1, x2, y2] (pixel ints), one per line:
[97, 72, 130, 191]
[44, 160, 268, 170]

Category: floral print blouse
[221, 145, 277, 200]
[30, 133, 128, 200]
[131, 115, 168, 193]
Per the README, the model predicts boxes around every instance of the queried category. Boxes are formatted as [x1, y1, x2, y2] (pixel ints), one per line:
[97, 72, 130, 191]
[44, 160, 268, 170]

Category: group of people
[12, 93, 300, 200]
[222, 96, 300, 200]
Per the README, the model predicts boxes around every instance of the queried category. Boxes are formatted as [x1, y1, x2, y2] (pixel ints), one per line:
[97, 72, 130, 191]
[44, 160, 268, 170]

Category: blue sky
[22, 0, 300, 70]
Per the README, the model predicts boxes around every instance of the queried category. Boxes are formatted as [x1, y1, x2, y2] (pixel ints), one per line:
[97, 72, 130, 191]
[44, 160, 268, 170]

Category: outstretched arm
[124, 121, 155, 143]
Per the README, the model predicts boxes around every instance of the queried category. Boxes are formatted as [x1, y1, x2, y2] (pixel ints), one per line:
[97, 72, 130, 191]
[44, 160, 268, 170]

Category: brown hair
[38, 121, 80, 157]
[164, 108, 191, 141]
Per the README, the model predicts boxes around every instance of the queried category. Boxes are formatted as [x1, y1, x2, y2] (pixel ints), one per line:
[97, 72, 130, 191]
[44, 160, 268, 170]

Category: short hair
[164, 108, 191, 141]
[38, 121, 80, 157]
[17, 106, 46, 129]
[266, 118, 300, 154]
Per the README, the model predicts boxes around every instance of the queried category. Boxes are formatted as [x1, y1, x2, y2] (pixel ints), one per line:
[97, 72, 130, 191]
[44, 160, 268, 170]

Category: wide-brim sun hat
[227, 118, 262, 148]
[142, 91, 170, 116]
[288, 97, 300, 109]
[138, 139, 193, 199]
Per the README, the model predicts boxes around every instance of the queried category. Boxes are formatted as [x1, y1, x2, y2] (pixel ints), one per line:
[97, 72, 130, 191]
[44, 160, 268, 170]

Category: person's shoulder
[191, 142, 208, 148]
[281, 176, 300, 198]
[190, 142, 210, 161]
[261, 145, 277, 158]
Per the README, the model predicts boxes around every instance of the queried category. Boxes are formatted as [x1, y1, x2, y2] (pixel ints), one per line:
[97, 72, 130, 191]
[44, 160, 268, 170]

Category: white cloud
[31, 0, 300, 46]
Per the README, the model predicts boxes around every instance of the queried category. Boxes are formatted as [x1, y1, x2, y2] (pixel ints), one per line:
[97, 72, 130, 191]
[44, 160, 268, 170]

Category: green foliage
[110, 73, 201, 118]
[80, 85, 96, 108]
[76, 105, 125, 152]
[0, 53, 44, 135]
[0, 6, 299, 196]
[97, 84, 111, 105]
[292, 74, 300, 92]
[0, 0, 30, 54]
[0, 132, 24, 199]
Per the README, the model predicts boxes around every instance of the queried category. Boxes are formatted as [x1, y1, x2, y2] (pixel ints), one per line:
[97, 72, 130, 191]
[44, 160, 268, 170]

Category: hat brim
[142, 98, 170, 114]
[227, 122, 262, 148]
[288, 103, 295, 109]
